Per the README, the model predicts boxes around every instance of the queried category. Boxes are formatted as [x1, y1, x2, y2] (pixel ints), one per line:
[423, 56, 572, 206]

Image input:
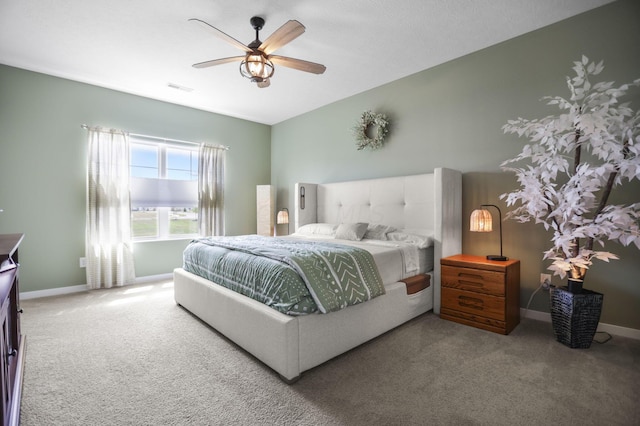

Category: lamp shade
[276, 208, 290, 236]
[469, 204, 507, 261]
[470, 208, 493, 232]
[276, 208, 289, 225]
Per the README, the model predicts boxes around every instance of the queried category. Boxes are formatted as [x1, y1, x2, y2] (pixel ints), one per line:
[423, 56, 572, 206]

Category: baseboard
[20, 284, 88, 300]
[19, 273, 173, 300]
[520, 307, 640, 340]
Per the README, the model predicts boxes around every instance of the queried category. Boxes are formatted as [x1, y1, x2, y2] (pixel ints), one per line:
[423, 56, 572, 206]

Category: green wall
[0, 66, 271, 291]
[1, 1, 638, 330]
[271, 0, 640, 329]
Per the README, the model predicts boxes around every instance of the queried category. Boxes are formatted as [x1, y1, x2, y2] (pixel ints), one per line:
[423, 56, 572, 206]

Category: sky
[130, 143, 197, 180]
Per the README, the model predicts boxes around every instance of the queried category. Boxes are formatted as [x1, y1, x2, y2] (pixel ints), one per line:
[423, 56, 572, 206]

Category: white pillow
[335, 223, 368, 241]
[386, 230, 434, 248]
[364, 223, 396, 240]
[400, 228, 433, 237]
[296, 223, 338, 237]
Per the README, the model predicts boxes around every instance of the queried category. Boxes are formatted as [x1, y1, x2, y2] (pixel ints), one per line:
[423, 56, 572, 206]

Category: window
[129, 138, 199, 240]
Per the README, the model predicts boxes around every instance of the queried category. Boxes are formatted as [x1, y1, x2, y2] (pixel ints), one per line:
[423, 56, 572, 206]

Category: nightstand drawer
[440, 308, 507, 334]
[441, 265, 505, 296]
[441, 287, 505, 321]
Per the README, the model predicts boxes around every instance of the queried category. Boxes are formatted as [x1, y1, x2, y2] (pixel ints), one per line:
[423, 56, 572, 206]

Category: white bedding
[287, 233, 431, 285]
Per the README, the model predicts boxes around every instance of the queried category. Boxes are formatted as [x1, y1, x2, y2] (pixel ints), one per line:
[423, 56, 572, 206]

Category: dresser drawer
[441, 265, 505, 296]
[441, 287, 505, 321]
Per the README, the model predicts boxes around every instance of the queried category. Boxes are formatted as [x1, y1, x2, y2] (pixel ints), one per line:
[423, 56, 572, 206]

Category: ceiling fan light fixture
[191, 15, 324, 87]
[240, 52, 274, 83]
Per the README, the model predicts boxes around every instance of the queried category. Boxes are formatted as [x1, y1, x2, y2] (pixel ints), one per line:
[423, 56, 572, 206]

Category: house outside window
[130, 138, 199, 240]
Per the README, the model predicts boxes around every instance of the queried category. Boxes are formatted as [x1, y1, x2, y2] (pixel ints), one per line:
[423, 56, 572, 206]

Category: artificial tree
[500, 56, 640, 286]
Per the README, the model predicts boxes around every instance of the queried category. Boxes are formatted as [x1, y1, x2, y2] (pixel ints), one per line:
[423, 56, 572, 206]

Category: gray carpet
[19, 280, 640, 425]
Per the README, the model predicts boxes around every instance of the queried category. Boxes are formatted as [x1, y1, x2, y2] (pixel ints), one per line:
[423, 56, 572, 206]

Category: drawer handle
[458, 295, 484, 310]
[458, 279, 484, 288]
[458, 272, 485, 281]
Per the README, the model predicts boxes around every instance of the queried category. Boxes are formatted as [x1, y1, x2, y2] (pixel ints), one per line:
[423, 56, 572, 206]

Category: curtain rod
[80, 125, 229, 150]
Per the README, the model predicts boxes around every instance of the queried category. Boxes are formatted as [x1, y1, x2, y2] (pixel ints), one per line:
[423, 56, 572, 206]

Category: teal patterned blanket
[183, 235, 385, 315]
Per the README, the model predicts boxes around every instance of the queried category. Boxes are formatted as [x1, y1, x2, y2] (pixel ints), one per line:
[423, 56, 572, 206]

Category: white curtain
[85, 127, 136, 289]
[198, 144, 225, 236]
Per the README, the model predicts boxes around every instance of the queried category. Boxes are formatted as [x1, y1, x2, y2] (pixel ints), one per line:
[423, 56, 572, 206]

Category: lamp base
[486, 254, 508, 261]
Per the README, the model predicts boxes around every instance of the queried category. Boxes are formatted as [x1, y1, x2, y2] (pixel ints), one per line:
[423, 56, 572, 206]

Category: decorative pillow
[335, 223, 369, 241]
[386, 230, 434, 248]
[295, 223, 338, 237]
[364, 223, 396, 240]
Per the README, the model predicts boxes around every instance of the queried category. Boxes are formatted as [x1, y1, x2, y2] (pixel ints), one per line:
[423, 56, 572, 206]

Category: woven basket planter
[550, 286, 603, 349]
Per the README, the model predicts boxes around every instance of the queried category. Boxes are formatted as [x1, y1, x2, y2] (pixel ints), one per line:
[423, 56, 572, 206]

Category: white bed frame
[174, 168, 461, 382]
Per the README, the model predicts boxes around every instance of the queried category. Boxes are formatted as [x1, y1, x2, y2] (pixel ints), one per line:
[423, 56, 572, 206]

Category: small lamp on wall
[276, 208, 289, 236]
[470, 204, 508, 261]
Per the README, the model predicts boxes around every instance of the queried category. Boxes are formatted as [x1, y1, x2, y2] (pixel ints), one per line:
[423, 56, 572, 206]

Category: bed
[174, 168, 462, 382]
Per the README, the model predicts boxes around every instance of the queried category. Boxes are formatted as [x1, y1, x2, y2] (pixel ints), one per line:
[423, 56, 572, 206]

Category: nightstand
[440, 254, 520, 335]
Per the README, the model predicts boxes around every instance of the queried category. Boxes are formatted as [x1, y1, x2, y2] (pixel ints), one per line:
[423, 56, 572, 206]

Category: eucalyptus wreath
[353, 110, 389, 150]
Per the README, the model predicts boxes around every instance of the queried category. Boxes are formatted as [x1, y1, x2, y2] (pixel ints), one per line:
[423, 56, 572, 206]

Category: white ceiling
[0, 0, 613, 125]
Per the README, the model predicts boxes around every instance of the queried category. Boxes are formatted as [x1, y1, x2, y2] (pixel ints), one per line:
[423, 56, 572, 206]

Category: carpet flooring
[18, 280, 640, 425]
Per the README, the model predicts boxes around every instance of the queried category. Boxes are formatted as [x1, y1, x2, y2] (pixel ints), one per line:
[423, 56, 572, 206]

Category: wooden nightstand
[440, 254, 520, 335]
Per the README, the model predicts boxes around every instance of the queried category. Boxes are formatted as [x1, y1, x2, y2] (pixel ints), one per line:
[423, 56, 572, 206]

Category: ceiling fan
[190, 16, 326, 88]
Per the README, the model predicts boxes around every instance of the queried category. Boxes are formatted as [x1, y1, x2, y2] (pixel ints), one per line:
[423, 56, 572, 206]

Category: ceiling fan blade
[189, 18, 251, 53]
[192, 56, 245, 69]
[259, 20, 305, 55]
[270, 55, 326, 74]
[257, 79, 271, 88]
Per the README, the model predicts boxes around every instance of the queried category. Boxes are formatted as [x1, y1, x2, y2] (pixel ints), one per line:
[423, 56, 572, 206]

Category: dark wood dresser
[0, 234, 25, 426]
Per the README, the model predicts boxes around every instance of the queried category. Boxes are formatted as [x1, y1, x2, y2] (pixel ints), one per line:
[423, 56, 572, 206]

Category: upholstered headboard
[294, 168, 462, 314]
